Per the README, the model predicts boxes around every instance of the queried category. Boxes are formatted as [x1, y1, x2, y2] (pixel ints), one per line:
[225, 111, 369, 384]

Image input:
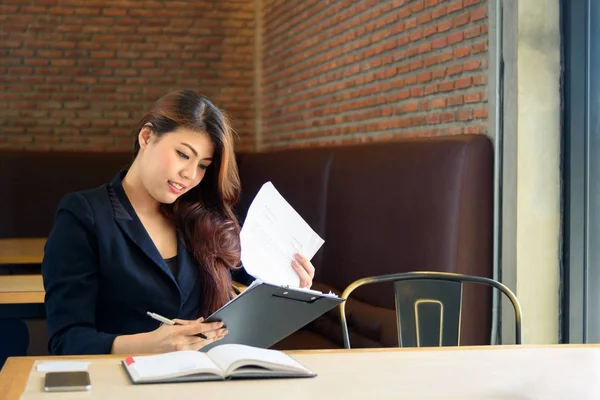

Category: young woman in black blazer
[41, 90, 315, 355]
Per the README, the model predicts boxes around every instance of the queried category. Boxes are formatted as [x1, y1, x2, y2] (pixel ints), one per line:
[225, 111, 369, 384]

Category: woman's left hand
[292, 253, 315, 289]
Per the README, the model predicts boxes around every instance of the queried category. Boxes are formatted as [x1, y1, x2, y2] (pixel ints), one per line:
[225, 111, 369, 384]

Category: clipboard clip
[272, 286, 322, 303]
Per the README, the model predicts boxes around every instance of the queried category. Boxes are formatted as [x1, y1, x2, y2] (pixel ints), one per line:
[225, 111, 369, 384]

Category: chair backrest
[0, 318, 29, 369]
[339, 271, 522, 349]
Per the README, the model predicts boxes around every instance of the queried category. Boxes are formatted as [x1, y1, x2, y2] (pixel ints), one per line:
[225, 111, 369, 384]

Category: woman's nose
[180, 164, 196, 181]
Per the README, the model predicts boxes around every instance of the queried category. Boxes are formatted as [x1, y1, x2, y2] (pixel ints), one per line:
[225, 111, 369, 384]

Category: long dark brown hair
[133, 90, 241, 317]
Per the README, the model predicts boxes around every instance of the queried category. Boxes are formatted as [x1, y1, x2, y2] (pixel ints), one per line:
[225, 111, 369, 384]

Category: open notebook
[122, 344, 316, 384]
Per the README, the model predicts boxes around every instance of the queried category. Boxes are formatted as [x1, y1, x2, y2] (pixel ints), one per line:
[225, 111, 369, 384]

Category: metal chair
[339, 271, 522, 349]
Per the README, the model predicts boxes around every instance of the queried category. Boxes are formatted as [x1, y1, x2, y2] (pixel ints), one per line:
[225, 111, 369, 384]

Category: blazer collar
[108, 170, 198, 307]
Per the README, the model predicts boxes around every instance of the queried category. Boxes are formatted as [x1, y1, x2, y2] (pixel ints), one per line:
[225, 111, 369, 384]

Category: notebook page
[241, 182, 324, 288]
[208, 344, 311, 375]
[130, 351, 222, 379]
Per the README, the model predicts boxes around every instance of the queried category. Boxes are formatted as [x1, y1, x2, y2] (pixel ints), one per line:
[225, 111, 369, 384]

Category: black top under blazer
[42, 170, 204, 355]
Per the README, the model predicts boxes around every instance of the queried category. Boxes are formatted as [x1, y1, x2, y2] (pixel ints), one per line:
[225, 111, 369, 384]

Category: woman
[42, 90, 315, 355]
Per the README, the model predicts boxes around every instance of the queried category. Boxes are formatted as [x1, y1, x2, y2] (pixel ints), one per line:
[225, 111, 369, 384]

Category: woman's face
[137, 127, 215, 204]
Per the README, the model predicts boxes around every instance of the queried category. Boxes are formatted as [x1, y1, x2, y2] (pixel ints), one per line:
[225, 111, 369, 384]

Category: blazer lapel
[108, 171, 177, 286]
[175, 237, 200, 307]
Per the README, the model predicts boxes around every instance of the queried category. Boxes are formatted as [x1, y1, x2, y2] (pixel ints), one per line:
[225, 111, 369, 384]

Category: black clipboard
[200, 281, 345, 351]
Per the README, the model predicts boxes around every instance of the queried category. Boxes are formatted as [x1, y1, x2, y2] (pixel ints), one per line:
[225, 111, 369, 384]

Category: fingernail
[295, 253, 302, 260]
[219, 322, 224, 327]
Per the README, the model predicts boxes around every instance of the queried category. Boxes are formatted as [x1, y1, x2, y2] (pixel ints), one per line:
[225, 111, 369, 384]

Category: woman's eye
[177, 150, 189, 160]
[199, 164, 208, 170]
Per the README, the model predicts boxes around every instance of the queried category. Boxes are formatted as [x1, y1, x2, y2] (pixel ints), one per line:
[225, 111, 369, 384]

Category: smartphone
[44, 371, 91, 392]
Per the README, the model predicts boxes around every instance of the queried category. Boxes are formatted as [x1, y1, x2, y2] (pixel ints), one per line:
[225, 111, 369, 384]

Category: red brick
[454, 46, 470, 58]
[75, 7, 100, 15]
[472, 41, 487, 53]
[447, 0, 463, 13]
[447, 64, 463, 75]
[474, 108, 488, 118]
[426, 114, 440, 124]
[463, 125, 480, 134]
[438, 20, 452, 32]
[464, 92, 483, 103]
[410, 87, 424, 97]
[21, 6, 46, 13]
[455, 77, 472, 89]
[417, 71, 432, 83]
[448, 95, 464, 106]
[457, 109, 473, 121]
[105, 60, 129, 68]
[423, 25, 437, 37]
[432, 5, 447, 19]
[51, 59, 76, 67]
[432, 37, 447, 49]
[411, 0, 425, 12]
[448, 31, 464, 45]
[0, 5, 19, 13]
[10, 49, 35, 57]
[3, 41, 21, 48]
[473, 75, 486, 85]
[424, 83, 438, 95]
[455, 13, 470, 27]
[439, 81, 454, 92]
[471, 7, 487, 21]
[91, 51, 115, 59]
[463, 60, 482, 71]
[8, 67, 33, 75]
[4, 24, 28, 32]
[92, 35, 118, 42]
[49, 7, 75, 15]
[465, 25, 482, 38]
[102, 8, 127, 16]
[432, 98, 446, 108]
[21, 76, 45, 84]
[441, 112, 455, 122]
[417, 12, 432, 24]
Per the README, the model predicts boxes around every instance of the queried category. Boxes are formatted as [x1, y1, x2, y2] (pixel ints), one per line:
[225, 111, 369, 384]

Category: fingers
[179, 320, 226, 337]
[292, 253, 314, 288]
[171, 320, 228, 351]
[172, 317, 202, 325]
[292, 262, 311, 288]
[188, 331, 228, 351]
[174, 330, 227, 352]
[295, 253, 315, 278]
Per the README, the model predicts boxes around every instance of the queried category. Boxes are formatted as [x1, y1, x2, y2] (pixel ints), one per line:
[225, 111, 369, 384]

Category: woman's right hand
[146, 317, 228, 353]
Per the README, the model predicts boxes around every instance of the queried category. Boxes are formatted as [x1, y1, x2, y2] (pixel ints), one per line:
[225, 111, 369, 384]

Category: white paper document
[240, 182, 325, 288]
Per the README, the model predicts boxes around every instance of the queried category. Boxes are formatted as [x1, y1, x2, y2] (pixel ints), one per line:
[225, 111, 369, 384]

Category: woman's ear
[138, 124, 154, 150]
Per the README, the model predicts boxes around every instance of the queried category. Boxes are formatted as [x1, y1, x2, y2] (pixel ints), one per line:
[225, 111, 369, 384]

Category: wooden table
[0, 238, 46, 305]
[0, 238, 45, 265]
[0, 275, 44, 304]
[2, 345, 600, 400]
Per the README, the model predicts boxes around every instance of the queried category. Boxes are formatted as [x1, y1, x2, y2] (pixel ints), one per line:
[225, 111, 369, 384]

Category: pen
[146, 311, 208, 339]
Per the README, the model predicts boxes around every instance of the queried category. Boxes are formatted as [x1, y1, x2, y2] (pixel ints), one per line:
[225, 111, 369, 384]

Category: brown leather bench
[235, 135, 494, 349]
[0, 134, 493, 350]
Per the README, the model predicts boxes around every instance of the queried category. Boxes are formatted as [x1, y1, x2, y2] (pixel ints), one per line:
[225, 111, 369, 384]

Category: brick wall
[261, 0, 488, 149]
[0, 0, 255, 152]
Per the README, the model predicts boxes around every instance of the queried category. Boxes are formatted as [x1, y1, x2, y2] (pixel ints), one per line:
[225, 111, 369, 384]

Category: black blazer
[42, 170, 204, 355]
